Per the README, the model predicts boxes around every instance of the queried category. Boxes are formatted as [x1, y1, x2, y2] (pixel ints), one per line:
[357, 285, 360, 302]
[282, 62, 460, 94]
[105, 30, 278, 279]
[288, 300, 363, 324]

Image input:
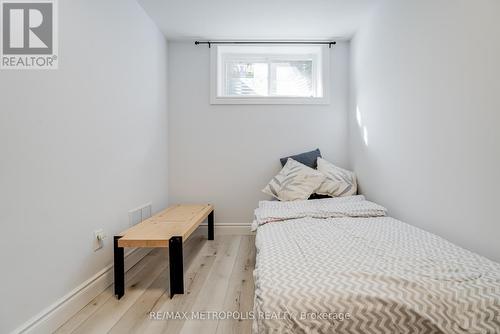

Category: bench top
[117, 204, 213, 248]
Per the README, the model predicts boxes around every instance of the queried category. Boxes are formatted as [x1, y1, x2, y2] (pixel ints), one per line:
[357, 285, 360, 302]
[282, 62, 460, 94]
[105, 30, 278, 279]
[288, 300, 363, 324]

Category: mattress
[252, 197, 500, 333]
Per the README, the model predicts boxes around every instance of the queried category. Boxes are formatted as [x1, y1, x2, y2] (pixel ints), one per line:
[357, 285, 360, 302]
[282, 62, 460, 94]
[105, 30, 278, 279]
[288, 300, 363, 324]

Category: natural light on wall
[211, 45, 330, 104]
[356, 106, 362, 127]
[356, 105, 369, 146]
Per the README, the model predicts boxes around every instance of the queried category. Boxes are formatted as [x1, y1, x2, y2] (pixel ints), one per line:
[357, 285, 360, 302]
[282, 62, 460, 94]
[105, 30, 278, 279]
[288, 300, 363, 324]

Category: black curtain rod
[194, 41, 337, 48]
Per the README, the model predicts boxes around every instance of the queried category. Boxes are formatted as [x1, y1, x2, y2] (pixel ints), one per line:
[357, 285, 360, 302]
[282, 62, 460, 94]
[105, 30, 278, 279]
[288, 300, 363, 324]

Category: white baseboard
[11, 225, 253, 334]
[12, 248, 152, 334]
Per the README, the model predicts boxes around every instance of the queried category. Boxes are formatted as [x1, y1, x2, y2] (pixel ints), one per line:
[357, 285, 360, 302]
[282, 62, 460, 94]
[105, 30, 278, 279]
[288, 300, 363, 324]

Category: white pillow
[262, 158, 326, 201]
[316, 158, 357, 197]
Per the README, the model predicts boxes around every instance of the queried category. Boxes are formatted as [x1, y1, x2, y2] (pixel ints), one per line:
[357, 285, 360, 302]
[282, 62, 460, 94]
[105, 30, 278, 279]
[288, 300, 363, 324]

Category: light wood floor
[55, 233, 256, 334]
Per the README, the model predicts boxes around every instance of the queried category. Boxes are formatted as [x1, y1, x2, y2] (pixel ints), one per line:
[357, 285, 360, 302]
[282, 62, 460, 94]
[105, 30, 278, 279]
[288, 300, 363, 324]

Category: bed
[252, 196, 500, 333]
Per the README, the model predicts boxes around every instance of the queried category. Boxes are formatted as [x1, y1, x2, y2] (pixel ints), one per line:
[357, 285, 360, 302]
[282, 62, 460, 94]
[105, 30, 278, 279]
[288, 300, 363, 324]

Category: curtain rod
[194, 41, 337, 48]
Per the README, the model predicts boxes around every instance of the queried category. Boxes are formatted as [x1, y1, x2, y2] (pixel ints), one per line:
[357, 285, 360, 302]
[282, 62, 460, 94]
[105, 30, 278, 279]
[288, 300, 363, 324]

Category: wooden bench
[113, 204, 214, 299]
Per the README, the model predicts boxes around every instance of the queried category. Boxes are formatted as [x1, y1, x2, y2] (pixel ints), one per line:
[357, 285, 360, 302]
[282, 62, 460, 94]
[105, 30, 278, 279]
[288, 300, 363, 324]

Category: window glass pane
[270, 61, 313, 97]
[214, 45, 327, 103]
[225, 62, 269, 96]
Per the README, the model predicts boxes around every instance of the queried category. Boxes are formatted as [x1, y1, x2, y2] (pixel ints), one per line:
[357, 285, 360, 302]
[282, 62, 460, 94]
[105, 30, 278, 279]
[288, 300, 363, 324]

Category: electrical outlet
[94, 229, 106, 251]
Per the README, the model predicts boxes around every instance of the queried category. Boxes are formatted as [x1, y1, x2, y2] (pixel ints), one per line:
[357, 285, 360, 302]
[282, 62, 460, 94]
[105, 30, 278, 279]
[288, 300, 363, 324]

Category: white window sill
[210, 96, 330, 105]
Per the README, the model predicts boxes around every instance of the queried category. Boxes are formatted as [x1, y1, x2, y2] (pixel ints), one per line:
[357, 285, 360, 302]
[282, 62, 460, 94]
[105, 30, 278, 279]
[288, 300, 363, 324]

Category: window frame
[210, 44, 330, 105]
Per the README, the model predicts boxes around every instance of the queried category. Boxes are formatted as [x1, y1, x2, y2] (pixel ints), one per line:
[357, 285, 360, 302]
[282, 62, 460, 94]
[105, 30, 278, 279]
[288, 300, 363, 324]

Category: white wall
[349, 0, 500, 262]
[0, 0, 168, 332]
[168, 41, 350, 225]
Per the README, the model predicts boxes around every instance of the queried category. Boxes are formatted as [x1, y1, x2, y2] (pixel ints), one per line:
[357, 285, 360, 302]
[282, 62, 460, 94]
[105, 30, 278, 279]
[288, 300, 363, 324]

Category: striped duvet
[252, 196, 500, 333]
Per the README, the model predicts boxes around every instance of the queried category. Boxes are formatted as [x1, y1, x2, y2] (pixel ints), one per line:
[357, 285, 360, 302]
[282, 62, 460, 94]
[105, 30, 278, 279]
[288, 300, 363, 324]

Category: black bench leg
[208, 210, 214, 240]
[114, 236, 124, 299]
[169, 236, 184, 298]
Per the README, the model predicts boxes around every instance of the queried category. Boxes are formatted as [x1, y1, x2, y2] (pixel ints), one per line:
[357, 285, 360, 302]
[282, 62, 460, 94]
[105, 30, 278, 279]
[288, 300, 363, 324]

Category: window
[211, 45, 330, 104]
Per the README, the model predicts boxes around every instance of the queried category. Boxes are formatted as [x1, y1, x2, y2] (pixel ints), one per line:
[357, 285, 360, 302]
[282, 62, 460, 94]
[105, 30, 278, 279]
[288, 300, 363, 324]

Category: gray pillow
[280, 149, 322, 169]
